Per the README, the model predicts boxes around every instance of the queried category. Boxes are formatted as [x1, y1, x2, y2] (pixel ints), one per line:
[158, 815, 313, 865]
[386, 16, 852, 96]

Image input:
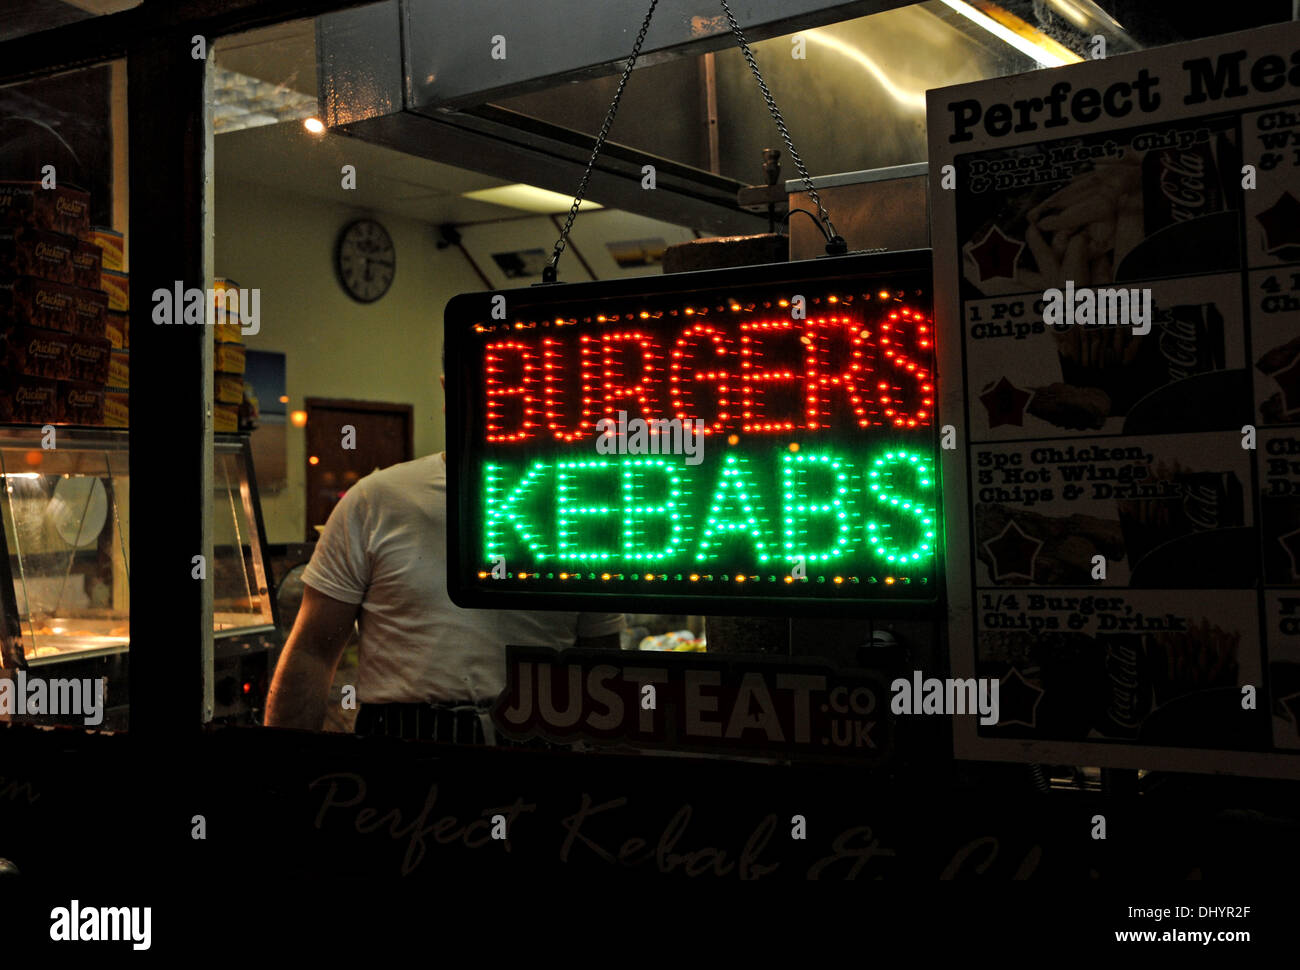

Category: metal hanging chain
[545, 0, 846, 282]
[718, 0, 839, 244]
[717, 0, 842, 249]
[544, 0, 661, 283]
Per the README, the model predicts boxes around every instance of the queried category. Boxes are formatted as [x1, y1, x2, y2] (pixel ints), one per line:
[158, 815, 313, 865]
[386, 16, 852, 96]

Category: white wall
[213, 179, 485, 543]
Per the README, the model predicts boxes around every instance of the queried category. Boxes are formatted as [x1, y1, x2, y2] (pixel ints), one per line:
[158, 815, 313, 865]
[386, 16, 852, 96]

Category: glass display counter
[0, 428, 281, 726]
[0, 427, 130, 669]
[211, 433, 281, 724]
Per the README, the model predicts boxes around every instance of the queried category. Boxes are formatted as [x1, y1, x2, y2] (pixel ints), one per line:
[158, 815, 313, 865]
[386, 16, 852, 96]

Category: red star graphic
[1280, 526, 1300, 579]
[995, 666, 1045, 728]
[980, 376, 1033, 427]
[1280, 691, 1300, 730]
[1256, 191, 1300, 257]
[1270, 353, 1300, 416]
[982, 518, 1042, 582]
[969, 225, 1025, 282]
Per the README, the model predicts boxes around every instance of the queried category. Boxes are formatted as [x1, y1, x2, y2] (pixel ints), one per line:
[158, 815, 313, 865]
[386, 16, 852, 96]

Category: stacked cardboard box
[0, 181, 118, 426]
[213, 278, 245, 432]
[91, 228, 129, 427]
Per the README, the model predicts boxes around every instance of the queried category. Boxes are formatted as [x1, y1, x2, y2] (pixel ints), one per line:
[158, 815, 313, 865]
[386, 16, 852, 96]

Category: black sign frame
[444, 250, 941, 616]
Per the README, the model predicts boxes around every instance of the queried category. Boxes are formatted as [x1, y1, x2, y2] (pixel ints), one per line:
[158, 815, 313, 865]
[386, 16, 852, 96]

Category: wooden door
[304, 398, 414, 540]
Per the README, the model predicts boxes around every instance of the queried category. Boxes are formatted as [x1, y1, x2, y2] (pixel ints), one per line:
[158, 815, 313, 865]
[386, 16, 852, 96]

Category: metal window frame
[0, 0, 381, 746]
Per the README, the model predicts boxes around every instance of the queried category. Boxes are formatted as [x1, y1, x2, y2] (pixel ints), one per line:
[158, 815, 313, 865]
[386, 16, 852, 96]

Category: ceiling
[213, 18, 538, 225]
[215, 120, 534, 225]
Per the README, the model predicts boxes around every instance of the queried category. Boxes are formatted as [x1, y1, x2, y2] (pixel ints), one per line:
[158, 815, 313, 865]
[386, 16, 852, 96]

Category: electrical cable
[783, 206, 834, 244]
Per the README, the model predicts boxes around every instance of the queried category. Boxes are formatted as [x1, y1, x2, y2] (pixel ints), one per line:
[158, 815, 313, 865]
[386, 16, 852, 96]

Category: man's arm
[575, 632, 620, 650]
[264, 585, 360, 730]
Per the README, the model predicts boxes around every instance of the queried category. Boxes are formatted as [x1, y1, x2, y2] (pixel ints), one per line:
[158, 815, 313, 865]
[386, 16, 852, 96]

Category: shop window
[209, 19, 726, 749]
[1, 58, 128, 732]
[208, 1, 1295, 759]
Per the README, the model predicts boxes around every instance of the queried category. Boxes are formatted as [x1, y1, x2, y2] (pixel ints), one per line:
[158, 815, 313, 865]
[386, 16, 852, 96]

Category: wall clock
[336, 218, 395, 303]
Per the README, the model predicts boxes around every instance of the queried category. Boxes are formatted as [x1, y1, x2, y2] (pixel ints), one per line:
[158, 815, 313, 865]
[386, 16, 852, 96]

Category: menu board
[929, 20, 1300, 776]
[444, 251, 939, 615]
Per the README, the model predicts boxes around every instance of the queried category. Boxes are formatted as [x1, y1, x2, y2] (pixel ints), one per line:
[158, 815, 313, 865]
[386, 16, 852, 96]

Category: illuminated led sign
[445, 251, 939, 615]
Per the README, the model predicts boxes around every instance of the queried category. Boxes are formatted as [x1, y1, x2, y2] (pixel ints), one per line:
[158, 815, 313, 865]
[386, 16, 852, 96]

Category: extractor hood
[315, 0, 923, 235]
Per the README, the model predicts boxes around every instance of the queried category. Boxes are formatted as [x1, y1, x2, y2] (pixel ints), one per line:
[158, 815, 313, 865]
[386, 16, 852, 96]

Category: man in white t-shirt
[265, 358, 624, 743]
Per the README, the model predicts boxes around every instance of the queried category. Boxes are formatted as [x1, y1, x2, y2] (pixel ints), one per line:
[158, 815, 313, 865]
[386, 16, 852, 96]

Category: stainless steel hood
[316, 0, 934, 234]
[315, 1, 1082, 238]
